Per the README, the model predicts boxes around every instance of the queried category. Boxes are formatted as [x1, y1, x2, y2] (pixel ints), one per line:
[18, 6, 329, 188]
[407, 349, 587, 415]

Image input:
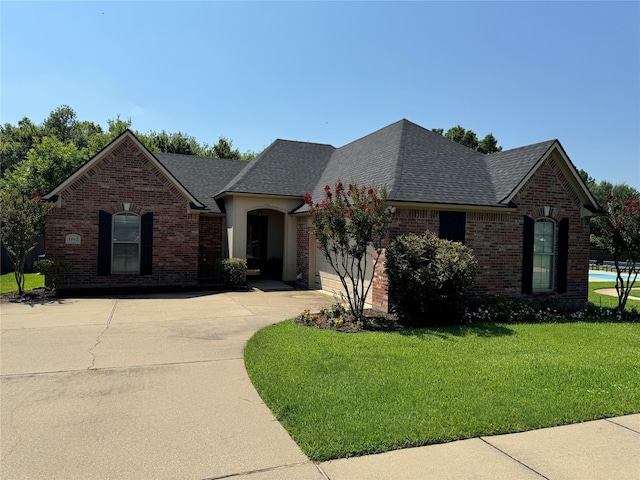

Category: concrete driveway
[1, 286, 331, 479]
[2, 286, 639, 479]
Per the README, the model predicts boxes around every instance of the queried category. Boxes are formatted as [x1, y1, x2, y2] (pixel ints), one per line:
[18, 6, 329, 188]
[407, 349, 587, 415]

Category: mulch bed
[1, 287, 59, 304]
[295, 309, 406, 333]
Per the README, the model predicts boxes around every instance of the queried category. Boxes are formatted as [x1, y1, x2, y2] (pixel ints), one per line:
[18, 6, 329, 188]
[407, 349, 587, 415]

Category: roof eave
[388, 200, 518, 213]
[215, 191, 304, 201]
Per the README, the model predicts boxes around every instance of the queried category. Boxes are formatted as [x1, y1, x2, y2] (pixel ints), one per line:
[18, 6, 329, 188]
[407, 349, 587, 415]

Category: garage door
[314, 247, 373, 307]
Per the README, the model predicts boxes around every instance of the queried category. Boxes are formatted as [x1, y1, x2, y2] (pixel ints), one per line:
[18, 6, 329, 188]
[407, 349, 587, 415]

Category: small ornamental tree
[304, 182, 393, 320]
[592, 193, 640, 312]
[0, 191, 53, 294]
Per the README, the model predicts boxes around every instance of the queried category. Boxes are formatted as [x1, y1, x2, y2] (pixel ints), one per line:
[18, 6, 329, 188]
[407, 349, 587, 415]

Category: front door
[246, 214, 268, 276]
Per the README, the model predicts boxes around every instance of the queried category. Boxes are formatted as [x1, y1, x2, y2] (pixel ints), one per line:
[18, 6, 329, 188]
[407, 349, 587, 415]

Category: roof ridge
[217, 141, 275, 194]
[487, 139, 556, 157]
[271, 138, 335, 148]
[390, 120, 409, 195]
[154, 151, 247, 165]
[336, 118, 408, 149]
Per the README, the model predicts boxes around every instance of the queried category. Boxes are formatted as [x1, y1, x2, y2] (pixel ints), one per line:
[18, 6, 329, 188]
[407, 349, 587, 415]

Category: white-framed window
[532, 218, 555, 291]
[112, 212, 140, 273]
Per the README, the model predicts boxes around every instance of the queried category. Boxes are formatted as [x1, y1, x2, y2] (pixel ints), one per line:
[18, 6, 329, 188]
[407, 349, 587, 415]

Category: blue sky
[2, 1, 639, 188]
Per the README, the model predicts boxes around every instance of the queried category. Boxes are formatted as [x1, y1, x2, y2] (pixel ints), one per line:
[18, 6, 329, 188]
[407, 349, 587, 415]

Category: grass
[0, 272, 45, 294]
[245, 318, 640, 462]
[589, 280, 640, 311]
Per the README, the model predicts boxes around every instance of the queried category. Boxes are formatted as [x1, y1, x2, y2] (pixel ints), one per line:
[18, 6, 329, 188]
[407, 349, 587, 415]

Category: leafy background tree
[432, 125, 502, 153]
[1, 117, 43, 176]
[0, 105, 255, 196]
[578, 169, 639, 256]
[2, 136, 86, 195]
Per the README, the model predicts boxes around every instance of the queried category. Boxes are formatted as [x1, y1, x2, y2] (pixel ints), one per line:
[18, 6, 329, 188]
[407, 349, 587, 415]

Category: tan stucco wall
[223, 194, 301, 281]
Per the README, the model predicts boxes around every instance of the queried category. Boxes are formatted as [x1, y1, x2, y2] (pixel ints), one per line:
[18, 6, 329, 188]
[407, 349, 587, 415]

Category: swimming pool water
[589, 271, 621, 281]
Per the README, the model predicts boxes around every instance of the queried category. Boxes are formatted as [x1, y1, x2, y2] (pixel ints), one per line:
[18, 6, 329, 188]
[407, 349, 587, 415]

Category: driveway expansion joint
[87, 299, 118, 369]
[479, 437, 550, 479]
[315, 464, 331, 479]
[200, 461, 313, 479]
[0, 357, 245, 378]
[606, 417, 640, 434]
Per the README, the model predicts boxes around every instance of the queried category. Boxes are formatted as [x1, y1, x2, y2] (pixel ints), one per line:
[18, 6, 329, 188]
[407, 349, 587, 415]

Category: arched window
[112, 212, 140, 273]
[523, 216, 569, 295]
[532, 218, 555, 291]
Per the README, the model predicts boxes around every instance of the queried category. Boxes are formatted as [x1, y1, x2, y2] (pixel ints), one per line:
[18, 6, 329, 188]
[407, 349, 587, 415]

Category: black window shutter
[98, 210, 112, 276]
[140, 212, 153, 275]
[522, 216, 534, 294]
[557, 218, 569, 293]
[440, 211, 466, 243]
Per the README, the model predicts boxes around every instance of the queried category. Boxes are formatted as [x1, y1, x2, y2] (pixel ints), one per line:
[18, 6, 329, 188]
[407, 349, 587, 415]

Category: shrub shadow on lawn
[398, 322, 516, 340]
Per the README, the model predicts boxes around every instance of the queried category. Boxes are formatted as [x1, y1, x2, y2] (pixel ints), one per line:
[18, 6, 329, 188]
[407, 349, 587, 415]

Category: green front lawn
[589, 280, 640, 311]
[245, 319, 640, 461]
[0, 272, 45, 294]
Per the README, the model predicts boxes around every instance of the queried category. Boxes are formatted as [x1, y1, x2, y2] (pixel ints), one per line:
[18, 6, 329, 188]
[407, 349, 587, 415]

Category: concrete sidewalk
[318, 414, 640, 480]
[1, 289, 639, 479]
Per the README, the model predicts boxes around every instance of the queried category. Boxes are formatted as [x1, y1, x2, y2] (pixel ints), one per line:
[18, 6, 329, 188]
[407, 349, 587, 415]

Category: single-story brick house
[43, 119, 599, 308]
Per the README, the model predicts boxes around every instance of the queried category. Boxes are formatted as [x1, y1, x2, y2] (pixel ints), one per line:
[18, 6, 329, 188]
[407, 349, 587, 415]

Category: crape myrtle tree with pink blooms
[304, 181, 393, 320]
[592, 193, 640, 312]
[0, 191, 53, 294]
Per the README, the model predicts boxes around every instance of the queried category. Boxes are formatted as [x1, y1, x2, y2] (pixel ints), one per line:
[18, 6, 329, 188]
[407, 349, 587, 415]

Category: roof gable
[43, 130, 204, 209]
[496, 140, 599, 210]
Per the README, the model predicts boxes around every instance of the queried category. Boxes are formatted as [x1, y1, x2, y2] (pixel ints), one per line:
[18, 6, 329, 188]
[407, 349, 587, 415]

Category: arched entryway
[246, 209, 285, 280]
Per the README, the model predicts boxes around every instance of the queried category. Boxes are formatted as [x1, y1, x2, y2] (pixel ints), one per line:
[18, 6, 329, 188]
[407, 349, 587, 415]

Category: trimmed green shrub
[34, 258, 72, 291]
[385, 232, 478, 326]
[217, 258, 247, 288]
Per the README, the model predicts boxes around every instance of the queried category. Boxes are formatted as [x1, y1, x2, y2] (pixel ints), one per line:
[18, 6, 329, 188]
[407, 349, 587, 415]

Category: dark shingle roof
[296, 119, 560, 212]
[389, 121, 496, 205]
[485, 140, 556, 203]
[155, 120, 568, 214]
[306, 119, 406, 203]
[218, 140, 335, 197]
[154, 153, 247, 213]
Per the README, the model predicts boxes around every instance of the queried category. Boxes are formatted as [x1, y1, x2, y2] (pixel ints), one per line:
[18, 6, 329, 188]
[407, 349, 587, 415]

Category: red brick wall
[45, 137, 202, 289]
[372, 248, 388, 309]
[296, 217, 310, 286]
[371, 153, 590, 310]
[198, 215, 225, 281]
[508, 153, 590, 301]
[389, 208, 439, 239]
